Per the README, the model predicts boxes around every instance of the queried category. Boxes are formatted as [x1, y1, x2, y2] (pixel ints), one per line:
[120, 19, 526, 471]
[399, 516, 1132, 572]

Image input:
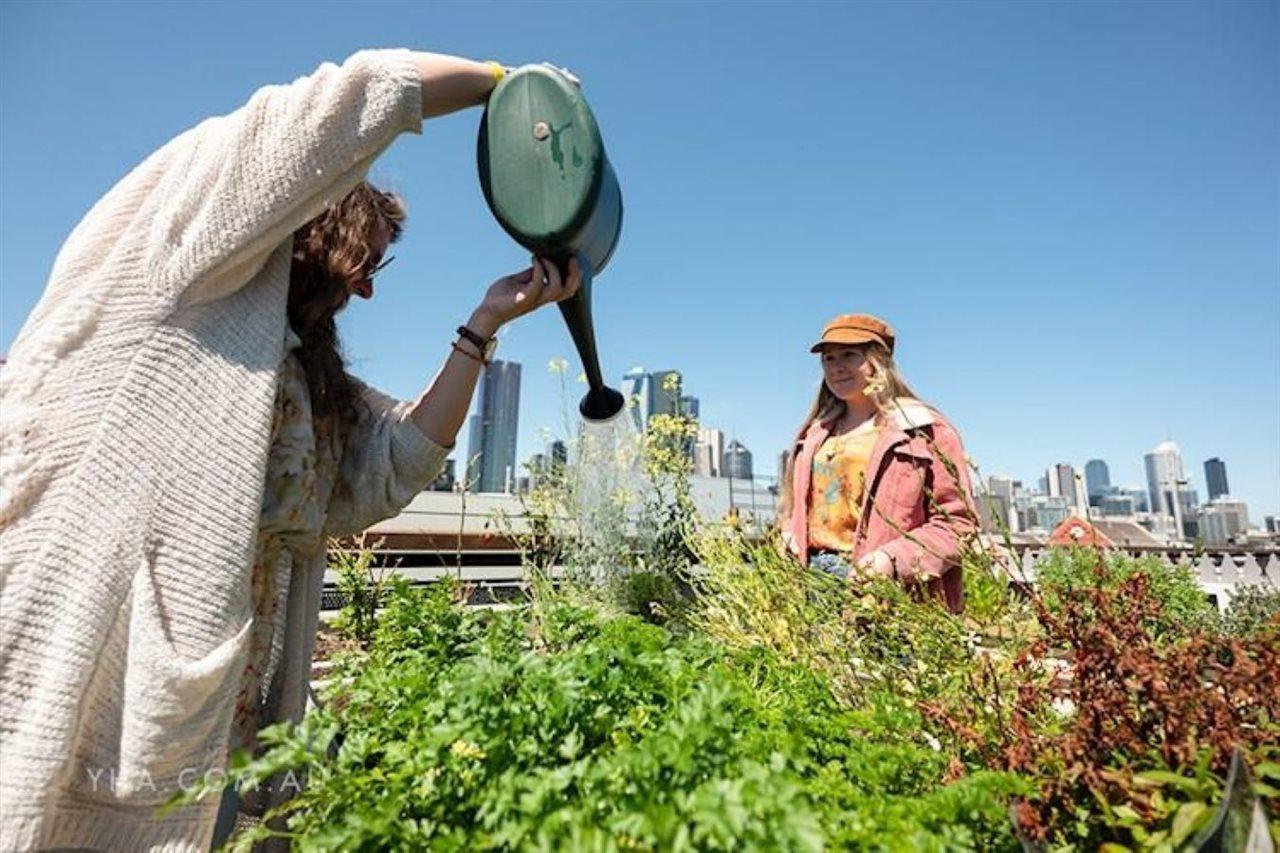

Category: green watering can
[478, 65, 625, 422]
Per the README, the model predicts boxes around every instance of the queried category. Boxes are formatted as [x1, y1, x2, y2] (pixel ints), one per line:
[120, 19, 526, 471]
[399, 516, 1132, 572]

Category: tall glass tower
[1144, 441, 1188, 538]
[724, 440, 754, 480]
[1204, 457, 1229, 500]
[1084, 459, 1111, 499]
[466, 360, 521, 493]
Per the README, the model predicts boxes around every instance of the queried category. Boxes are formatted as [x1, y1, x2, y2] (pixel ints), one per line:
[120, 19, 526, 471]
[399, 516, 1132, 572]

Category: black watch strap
[456, 325, 491, 350]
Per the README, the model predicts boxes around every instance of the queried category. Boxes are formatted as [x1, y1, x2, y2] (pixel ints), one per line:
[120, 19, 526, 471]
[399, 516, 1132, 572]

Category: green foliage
[514, 393, 700, 619]
[615, 569, 686, 626]
[371, 575, 479, 661]
[220, 586, 1024, 851]
[1034, 547, 1219, 640]
[1222, 583, 1280, 638]
[688, 529, 1038, 773]
[219, 406, 1276, 852]
[329, 539, 386, 649]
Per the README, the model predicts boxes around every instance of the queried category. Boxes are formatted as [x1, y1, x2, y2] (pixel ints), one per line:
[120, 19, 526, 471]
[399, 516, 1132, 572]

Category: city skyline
[488, 360, 1270, 538]
[2, 3, 1275, 519]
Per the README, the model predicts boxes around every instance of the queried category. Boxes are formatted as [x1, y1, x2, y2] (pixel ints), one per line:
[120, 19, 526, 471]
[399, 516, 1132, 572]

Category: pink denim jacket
[781, 399, 976, 613]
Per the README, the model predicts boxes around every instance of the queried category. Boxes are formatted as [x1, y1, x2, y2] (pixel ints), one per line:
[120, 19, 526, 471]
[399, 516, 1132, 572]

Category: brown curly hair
[288, 182, 405, 442]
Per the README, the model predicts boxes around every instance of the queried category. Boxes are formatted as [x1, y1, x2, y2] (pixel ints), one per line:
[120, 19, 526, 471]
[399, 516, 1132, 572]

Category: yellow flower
[450, 740, 486, 760]
[863, 370, 888, 396]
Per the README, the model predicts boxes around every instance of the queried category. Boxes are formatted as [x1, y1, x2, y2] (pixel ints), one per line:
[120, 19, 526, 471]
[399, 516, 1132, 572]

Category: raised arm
[415, 53, 499, 118]
[149, 50, 497, 309]
[325, 258, 581, 535]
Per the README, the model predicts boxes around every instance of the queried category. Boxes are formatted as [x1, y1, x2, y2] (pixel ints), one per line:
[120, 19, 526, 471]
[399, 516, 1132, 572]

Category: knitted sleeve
[147, 49, 423, 309]
[323, 381, 450, 537]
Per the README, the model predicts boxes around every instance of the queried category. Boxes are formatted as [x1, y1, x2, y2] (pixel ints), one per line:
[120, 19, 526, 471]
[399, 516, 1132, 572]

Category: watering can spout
[580, 387, 626, 422]
[557, 258, 626, 422]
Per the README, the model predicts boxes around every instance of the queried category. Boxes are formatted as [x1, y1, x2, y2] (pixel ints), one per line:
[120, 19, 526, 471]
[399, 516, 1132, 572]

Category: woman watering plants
[778, 314, 978, 613]
[0, 50, 580, 849]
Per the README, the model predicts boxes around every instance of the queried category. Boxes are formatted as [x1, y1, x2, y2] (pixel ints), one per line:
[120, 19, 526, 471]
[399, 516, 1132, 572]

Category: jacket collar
[884, 398, 935, 432]
[813, 397, 935, 436]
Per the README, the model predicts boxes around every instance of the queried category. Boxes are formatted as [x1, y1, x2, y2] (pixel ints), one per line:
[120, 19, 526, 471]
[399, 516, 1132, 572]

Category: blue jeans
[809, 551, 854, 581]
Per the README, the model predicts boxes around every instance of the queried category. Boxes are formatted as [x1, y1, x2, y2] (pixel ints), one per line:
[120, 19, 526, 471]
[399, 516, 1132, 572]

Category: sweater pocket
[115, 559, 253, 803]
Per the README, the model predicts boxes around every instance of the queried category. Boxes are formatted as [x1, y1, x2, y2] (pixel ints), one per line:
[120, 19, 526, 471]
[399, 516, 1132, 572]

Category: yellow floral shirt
[808, 420, 881, 554]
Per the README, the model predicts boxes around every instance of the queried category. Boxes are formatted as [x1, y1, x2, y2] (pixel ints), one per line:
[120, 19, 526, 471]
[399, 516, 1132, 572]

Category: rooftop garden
[188, 412, 1280, 851]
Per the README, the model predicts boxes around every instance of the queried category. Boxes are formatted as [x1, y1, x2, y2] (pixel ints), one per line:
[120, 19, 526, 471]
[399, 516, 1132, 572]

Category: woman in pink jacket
[778, 314, 977, 613]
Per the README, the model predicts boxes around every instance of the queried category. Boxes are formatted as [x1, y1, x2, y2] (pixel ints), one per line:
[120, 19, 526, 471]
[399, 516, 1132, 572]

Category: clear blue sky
[2, 0, 1277, 520]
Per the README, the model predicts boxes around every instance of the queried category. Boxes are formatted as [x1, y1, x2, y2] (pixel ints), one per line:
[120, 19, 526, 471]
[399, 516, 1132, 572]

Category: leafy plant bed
[195, 410, 1279, 850]
[198, 544, 1278, 852]
[214, 579, 1027, 851]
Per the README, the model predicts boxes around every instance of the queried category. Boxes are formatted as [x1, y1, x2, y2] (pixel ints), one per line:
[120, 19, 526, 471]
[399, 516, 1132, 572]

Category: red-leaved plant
[930, 555, 1279, 847]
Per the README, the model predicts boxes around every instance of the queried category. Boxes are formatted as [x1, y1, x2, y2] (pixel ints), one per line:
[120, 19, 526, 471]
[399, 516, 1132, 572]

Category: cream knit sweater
[0, 49, 442, 850]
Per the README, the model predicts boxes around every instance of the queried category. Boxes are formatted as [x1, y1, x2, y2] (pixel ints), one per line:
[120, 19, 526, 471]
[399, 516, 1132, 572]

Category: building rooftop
[1091, 518, 1163, 547]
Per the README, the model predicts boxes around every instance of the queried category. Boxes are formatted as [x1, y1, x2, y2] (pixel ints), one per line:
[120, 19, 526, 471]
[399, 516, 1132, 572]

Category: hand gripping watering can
[477, 65, 625, 422]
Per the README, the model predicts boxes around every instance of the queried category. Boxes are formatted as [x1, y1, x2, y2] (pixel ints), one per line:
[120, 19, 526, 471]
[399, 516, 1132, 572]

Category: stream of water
[561, 407, 647, 582]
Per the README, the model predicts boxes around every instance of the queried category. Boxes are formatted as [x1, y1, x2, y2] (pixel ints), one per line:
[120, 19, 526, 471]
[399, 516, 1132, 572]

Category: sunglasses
[364, 254, 395, 280]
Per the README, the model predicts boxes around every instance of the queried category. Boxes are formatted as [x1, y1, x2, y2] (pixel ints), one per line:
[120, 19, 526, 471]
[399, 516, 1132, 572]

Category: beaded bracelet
[451, 340, 485, 364]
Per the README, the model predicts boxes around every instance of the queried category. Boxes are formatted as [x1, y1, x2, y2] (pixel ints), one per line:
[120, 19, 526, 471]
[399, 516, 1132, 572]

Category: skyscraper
[1144, 441, 1188, 540]
[1018, 495, 1072, 531]
[1046, 463, 1087, 517]
[620, 368, 688, 433]
[987, 475, 1015, 502]
[549, 440, 567, 469]
[694, 428, 725, 477]
[466, 360, 521, 493]
[723, 440, 753, 480]
[1204, 458, 1229, 500]
[1084, 459, 1111, 500]
[621, 367, 652, 434]
[986, 475, 1018, 532]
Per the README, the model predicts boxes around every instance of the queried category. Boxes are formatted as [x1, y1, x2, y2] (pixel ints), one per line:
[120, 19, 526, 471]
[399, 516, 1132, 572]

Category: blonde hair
[777, 343, 921, 521]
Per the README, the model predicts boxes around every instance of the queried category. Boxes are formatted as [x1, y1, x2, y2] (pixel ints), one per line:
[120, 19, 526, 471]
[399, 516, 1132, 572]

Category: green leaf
[1252, 781, 1280, 798]
[1134, 770, 1202, 792]
[1254, 761, 1280, 782]
[1112, 804, 1142, 824]
[1169, 801, 1210, 846]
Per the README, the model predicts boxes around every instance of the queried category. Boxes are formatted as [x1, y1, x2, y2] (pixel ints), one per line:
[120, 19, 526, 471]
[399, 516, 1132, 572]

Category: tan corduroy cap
[809, 313, 895, 353]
